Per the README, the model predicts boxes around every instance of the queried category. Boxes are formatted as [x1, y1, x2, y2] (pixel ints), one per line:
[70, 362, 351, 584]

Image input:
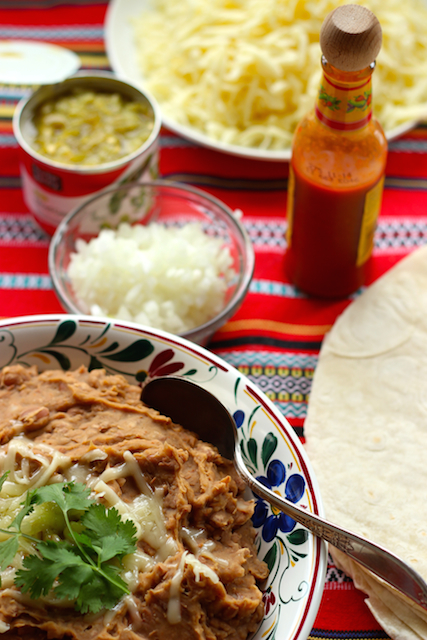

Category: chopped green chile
[31, 89, 154, 166]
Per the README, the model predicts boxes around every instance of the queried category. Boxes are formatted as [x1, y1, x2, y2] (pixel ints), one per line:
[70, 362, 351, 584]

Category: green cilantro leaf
[0, 536, 19, 572]
[6, 480, 139, 614]
[15, 542, 87, 599]
[53, 564, 95, 602]
[34, 540, 84, 565]
[28, 481, 93, 513]
[76, 581, 106, 614]
[10, 491, 35, 531]
[82, 503, 128, 537]
[74, 572, 123, 614]
[78, 503, 137, 562]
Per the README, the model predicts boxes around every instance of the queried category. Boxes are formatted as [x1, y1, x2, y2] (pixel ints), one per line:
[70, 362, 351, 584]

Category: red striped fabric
[0, 2, 425, 639]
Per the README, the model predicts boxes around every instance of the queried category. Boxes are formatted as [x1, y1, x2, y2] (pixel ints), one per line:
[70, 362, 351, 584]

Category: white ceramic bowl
[0, 314, 327, 640]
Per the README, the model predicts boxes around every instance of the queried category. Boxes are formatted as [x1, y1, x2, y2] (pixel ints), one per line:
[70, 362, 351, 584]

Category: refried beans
[0, 364, 268, 640]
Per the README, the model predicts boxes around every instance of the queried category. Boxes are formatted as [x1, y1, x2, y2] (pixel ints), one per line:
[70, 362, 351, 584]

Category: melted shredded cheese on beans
[0, 438, 219, 628]
[132, 0, 427, 150]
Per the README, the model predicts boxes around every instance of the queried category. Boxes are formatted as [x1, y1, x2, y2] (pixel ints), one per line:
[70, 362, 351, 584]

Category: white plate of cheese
[105, 0, 427, 161]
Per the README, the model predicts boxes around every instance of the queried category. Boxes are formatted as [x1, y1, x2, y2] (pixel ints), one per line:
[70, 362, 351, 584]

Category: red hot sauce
[285, 5, 388, 298]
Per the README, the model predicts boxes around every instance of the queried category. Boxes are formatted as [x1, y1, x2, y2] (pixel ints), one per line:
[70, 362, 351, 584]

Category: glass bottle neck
[315, 56, 374, 132]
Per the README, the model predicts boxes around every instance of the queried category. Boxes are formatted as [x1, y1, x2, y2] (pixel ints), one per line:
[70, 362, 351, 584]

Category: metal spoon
[141, 376, 427, 611]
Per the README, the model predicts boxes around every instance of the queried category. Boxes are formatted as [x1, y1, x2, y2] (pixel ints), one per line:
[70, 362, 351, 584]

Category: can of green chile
[13, 71, 161, 236]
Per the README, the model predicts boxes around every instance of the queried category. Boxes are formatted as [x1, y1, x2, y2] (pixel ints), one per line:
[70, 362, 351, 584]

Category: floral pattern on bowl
[0, 314, 327, 640]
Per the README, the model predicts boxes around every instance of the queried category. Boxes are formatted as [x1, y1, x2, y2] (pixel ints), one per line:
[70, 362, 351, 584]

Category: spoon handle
[235, 448, 427, 611]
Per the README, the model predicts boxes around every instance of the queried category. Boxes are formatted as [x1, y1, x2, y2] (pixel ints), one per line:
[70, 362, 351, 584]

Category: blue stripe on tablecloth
[0, 274, 51, 289]
[0, 26, 104, 40]
[158, 170, 427, 192]
[0, 274, 308, 302]
[2, 170, 427, 199]
[161, 134, 427, 154]
[163, 173, 289, 191]
[0, 271, 304, 300]
[388, 138, 427, 153]
[4, 166, 427, 197]
[384, 177, 427, 190]
[248, 279, 364, 299]
[160, 136, 196, 149]
[0, 136, 18, 148]
[0, 177, 22, 188]
[0, 87, 32, 100]
[249, 280, 304, 298]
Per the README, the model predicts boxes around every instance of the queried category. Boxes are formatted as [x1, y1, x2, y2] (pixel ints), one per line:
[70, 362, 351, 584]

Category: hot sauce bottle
[285, 4, 387, 298]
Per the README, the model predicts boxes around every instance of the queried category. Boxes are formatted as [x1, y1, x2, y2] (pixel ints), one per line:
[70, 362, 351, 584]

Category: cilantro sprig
[0, 474, 137, 614]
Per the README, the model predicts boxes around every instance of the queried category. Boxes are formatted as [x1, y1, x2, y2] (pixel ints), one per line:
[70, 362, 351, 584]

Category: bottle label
[315, 72, 372, 132]
[357, 176, 384, 266]
[286, 165, 295, 247]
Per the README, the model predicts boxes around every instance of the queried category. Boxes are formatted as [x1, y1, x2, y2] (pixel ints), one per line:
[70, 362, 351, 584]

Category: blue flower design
[233, 410, 245, 428]
[252, 459, 305, 543]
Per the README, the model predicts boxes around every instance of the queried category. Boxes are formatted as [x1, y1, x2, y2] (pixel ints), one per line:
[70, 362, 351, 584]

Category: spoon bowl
[142, 375, 427, 612]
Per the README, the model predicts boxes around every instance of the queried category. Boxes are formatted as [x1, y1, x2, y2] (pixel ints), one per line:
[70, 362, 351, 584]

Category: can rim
[12, 70, 162, 175]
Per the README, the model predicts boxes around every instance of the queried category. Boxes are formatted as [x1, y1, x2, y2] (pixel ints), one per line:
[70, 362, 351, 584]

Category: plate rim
[0, 313, 328, 640]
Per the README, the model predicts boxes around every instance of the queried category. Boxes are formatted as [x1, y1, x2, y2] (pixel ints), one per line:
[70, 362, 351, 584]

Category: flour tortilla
[304, 244, 427, 640]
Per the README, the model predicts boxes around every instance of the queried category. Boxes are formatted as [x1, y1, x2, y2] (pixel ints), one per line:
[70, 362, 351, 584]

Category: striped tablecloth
[1, 2, 427, 639]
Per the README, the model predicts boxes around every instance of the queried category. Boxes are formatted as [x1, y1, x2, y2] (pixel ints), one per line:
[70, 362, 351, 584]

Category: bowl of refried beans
[0, 313, 327, 640]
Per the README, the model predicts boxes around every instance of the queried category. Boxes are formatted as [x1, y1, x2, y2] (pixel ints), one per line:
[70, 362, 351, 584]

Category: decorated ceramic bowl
[0, 314, 327, 640]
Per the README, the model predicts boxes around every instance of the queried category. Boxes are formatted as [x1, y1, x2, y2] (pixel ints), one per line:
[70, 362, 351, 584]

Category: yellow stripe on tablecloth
[78, 55, 110, 68]
[0, 105, 17, 119]
[219, 319, 332, 336]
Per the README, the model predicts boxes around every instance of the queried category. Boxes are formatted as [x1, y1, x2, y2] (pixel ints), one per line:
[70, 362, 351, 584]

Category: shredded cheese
[185, 553, 220, 584]
[93, 450, 177, 561]
[167, 552, 187, 625]
[167, 551, 220, 625]
[0, 437, 221, 627]
[132, 0, 427, 150]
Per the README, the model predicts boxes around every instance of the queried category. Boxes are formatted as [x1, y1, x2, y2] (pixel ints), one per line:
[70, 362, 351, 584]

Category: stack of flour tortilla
[304, 245, 427, 639]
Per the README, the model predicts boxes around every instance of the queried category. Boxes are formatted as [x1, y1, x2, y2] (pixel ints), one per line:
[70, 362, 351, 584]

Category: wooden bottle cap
[320, 4, 382, 72]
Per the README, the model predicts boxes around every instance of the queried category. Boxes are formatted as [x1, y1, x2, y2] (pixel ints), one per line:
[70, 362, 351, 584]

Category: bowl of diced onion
[48, 180, 255, 345]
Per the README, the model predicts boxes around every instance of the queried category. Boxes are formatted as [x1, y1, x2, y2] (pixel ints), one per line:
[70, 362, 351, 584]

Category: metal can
[13, 71, 161, 235]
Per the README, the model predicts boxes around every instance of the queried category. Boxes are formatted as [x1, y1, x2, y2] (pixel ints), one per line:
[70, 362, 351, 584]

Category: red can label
[20, 147, 158, 235]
